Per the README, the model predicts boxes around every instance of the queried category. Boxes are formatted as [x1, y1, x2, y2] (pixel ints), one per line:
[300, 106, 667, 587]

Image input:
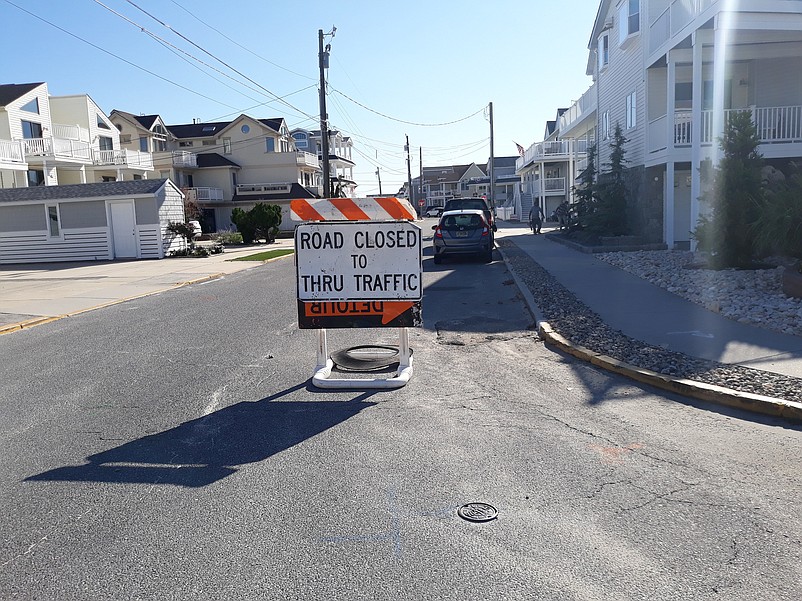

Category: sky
[0, 0, 601, 196]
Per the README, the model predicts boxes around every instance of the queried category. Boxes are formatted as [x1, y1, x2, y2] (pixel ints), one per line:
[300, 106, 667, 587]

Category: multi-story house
[292, 128, 356, 198]
[111, 112, 323, 232]
[517, 0, 802, 248]
[0, 82, 153, 189]
[515, 107, 592, 221]
[413, 163, 487, 210]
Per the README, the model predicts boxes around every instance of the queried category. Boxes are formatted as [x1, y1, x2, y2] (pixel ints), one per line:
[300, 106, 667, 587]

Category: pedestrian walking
[528, 204, 545, 234]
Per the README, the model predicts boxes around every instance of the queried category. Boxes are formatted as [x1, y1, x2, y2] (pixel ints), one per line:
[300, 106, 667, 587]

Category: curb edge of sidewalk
[497, 243, 802, 423]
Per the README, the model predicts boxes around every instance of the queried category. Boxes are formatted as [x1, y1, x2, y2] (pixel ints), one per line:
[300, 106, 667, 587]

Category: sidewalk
[0, 240, 293, 332]
[497, 222, 802, 381]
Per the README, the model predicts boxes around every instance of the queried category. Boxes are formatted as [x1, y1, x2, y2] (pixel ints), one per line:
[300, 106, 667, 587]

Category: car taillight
[481, 226, 489, 237]
[434, 226, 443, 238]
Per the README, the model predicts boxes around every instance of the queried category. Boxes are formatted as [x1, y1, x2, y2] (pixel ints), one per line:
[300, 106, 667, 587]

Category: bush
[231, 203, 281, 244]
[214, 231, 244, 245]
[754, 165, 802, 260]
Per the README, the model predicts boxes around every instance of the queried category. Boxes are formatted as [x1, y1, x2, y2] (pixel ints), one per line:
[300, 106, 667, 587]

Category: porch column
[690, 31, 704, 251]
[665, 50, 676, 248]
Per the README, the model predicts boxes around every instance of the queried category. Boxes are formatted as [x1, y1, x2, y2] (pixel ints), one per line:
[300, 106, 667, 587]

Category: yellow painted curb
[538, 321, 802, 422]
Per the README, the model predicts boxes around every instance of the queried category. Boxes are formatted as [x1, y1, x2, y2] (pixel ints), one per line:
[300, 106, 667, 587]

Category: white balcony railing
[183, 187, 224, 203]
[649, 0, 719, 54]
[296, 151, 320, 168]
[649, 104, 802, 152]
[172, 151, 198, 168]
[516, 139, 590, 171]
[52, 123, 90, 142]
[23, 137, 92, 161]
[528, 178, 567, 196]
[93, 148, 154, 170]
[558, 84, 597, 133]
[0, 139, 26, 164]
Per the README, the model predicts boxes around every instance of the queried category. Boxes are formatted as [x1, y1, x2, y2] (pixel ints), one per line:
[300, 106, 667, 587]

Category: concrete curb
[496, 244, 802, 423]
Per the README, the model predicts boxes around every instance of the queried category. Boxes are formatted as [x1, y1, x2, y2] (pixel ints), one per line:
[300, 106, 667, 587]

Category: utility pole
[375, 167, 382, 195]
[419, 146, 423, 207]
[318, 28, 335, 198]
[489, 101, 495, 211]
[405, 134, 413, 208]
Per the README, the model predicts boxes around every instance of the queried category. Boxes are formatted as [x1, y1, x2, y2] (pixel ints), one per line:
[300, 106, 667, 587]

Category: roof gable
[0, 82, 45, 107]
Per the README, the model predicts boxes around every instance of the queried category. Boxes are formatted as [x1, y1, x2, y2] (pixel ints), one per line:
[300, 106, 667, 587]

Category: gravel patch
[498, 239, 802, 403]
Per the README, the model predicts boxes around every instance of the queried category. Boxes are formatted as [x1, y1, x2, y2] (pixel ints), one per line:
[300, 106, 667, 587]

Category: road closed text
[295, 222, 422, 301]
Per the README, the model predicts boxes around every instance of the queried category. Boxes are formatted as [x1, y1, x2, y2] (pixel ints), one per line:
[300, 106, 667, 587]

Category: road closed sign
[295, 221, 422, 301]
[295, 220, 422, 329]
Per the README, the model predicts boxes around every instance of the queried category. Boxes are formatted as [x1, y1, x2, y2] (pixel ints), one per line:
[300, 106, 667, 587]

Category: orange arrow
[303, 301, 415, 325]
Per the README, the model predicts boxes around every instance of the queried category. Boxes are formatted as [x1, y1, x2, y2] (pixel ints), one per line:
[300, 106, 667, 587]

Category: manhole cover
[457, 502, 498, 523]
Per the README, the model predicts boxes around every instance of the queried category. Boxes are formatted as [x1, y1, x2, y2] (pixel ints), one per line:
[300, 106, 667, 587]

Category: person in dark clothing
[528, 203, 545, 234]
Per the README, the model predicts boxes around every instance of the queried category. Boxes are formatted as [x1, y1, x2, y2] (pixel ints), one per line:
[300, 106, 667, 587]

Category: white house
[516, 0, 802, 248]
[0, 83, 153, 189]
[0, 179, 185, 264]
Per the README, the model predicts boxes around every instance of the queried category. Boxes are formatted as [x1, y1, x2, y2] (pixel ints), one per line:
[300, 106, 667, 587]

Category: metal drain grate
[457, 502, 498, 522]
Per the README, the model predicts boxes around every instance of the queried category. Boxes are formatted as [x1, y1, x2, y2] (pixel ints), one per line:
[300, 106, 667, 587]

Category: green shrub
[214, 231, 243, 245]
[754, 165, 802, 260]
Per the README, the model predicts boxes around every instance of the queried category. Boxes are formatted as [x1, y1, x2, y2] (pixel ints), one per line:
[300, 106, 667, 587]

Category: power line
[331, 88, 487, 127]
[166, 0, 316, 82]
[1, 0, 242, 111]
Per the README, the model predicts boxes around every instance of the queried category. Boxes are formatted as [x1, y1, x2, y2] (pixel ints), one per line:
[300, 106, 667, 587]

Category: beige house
[111, 112, 323, 232]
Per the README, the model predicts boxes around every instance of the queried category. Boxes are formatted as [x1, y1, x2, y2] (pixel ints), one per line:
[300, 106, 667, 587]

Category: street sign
[295, 221, 422, 302]
[295, 220, 422, 329]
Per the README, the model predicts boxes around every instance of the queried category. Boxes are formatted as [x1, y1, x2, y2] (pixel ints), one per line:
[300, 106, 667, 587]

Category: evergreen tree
[702, 110, 764, 268]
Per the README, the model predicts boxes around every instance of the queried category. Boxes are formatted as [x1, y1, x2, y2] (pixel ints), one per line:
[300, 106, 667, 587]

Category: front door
[109, 201, 137, 258]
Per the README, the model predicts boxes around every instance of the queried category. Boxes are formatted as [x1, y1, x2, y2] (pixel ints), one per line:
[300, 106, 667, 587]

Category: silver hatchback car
[431, 209, 493, 264]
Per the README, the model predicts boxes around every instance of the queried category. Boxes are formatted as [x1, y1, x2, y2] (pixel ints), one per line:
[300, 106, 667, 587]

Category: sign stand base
[312, 328, 413, 389]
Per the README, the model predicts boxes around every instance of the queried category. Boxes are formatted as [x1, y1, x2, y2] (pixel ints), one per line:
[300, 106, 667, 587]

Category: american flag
[514, 142, 524, 157]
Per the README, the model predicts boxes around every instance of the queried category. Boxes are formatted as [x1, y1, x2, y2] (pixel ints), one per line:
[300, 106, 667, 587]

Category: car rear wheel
[433, 253, 442, 264]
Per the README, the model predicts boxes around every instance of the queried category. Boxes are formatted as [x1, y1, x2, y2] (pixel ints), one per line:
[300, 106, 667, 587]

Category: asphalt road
[1, 239, 801, 600]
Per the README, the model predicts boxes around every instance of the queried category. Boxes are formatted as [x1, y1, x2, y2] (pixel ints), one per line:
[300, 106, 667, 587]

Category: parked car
[424, 206, 443, 217]
[442, 198, 496, 233]
[431, 209, 493, 264]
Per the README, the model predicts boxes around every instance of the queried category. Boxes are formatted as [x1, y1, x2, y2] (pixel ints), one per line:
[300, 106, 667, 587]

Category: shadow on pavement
[26, 383, 378, 488]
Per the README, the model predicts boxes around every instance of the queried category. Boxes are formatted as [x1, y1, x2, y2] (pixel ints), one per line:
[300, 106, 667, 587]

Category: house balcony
[93, 148, 154, 170]
[22, 137, 92, 162]
[648, 0, 719, 55]
[296, 151, 320, 169]
[648, 104, 802, 156]
[182, 187, 225, 203]
[526, 178, 567, 197]
[0, 139, 27, 168]
[558, 84, 597, 137]
[516, 139, 590, 172]
[172, 151, 198, 168]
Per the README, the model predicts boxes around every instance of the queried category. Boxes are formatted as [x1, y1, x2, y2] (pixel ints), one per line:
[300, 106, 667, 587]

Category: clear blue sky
[1, 0, 600, 195]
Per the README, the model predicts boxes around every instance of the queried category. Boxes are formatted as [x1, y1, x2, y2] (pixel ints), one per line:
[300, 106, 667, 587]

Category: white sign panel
[296, 221, 422, 301]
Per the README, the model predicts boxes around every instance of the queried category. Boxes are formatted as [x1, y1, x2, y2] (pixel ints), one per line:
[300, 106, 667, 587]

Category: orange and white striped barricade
[291, 197, 421, 389]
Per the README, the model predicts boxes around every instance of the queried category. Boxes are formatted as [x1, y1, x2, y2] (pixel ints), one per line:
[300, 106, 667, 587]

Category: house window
[618, 0, 639, 45]
[139, 136, 149, 152]
[626, 92, 637, 129]
[179, 141, 193, 147]
[22, 120, 43, 139]
[21, 98, 40, 114]
[266, 137, 275, 152]
[223, 138, 232, 154]
[99, 136, 114, 151]
[120, 134, 131, 144]
[97, 114, 110, 129]
[27, 169, 45, 186]
[202, 140, 216, 146]
[102, 176, 116, 182]
[598, 34, 609, 70]
[602, 110, 610, 140]
[46, 205, 60, 237]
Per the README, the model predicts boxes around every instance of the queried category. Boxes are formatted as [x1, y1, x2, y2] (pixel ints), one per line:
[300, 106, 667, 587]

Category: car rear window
[446, 200, 485, 210]
[442, 214, 483, 230]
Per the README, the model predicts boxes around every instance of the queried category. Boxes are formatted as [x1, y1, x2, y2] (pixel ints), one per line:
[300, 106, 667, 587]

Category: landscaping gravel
[498, 239, 802, 404]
